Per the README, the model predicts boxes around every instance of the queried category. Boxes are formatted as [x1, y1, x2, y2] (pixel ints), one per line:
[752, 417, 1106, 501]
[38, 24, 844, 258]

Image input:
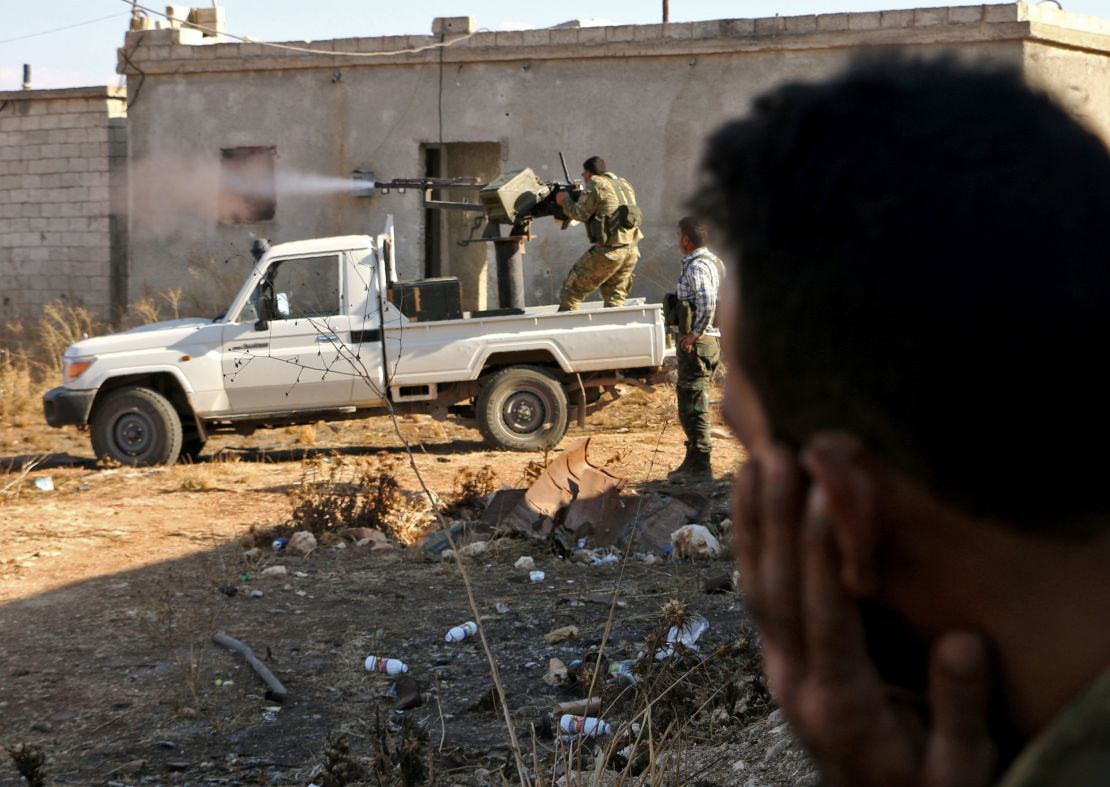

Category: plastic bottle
[364, 655, 408, 675]
[529, 570, 545, 582]
[559, 714, 613, 738]
[272, 537, 288, 552]
[445, 620, 478, 643]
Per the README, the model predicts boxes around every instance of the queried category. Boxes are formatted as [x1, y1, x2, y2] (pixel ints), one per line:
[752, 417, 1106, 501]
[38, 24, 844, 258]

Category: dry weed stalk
[288, 454, 431, 545]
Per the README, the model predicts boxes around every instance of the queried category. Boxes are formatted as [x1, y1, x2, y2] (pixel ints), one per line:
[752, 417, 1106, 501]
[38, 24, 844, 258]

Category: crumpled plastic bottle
[364, 655, 408, 675]
[445, 620, 478, 643]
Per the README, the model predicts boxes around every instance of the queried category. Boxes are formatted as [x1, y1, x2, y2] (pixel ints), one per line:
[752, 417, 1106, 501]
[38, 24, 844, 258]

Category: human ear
[801, 432, 881, 598]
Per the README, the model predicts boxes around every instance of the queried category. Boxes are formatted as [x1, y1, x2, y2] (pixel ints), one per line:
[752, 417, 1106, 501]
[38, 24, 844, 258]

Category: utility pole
[663, 0, 670, 23]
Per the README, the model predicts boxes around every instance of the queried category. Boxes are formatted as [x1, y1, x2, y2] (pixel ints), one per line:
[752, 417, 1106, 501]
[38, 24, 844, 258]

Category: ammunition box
[479, 168, 549, 223]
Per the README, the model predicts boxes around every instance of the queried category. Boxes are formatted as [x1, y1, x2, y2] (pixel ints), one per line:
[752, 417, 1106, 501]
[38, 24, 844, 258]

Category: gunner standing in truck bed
[554, 156, 644, 311]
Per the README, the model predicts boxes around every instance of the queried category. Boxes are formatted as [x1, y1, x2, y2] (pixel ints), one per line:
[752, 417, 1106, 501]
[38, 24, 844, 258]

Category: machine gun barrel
[372, 176, 486, 212]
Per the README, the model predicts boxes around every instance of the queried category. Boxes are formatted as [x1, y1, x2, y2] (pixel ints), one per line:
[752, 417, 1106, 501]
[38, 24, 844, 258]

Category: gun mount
[361, 166, 581, 310]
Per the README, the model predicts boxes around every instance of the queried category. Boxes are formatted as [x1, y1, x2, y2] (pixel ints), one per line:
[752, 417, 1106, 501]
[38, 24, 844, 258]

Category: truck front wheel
[90, 386, 184, 466]
[477, 366, 569, 452]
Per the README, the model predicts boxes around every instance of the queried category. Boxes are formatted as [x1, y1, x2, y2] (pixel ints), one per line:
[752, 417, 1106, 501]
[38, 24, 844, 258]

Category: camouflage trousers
[677, 335, 720, 454]
[558, 245, 640, 311]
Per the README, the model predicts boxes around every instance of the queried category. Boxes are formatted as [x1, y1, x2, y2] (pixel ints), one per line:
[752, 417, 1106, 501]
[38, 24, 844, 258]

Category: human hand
[734, 447, 997, 787]
[679, 333, 698, 353]
[555, 191, 568, 206]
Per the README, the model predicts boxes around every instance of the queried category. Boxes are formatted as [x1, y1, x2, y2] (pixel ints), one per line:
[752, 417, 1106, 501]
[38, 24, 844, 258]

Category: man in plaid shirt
[668, 216, 723, 481]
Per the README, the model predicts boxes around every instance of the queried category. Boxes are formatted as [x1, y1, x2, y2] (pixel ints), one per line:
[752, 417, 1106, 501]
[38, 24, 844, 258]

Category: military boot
[685, 450, 713, 482]
[667, 443, 697, 481]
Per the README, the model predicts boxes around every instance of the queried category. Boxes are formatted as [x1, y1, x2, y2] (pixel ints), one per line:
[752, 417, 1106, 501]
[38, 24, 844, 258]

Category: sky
[2, 0, 1110, 91]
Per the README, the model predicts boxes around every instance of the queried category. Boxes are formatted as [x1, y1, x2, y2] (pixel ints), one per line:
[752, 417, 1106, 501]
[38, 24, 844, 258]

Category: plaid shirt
[676, 247, 722, 337]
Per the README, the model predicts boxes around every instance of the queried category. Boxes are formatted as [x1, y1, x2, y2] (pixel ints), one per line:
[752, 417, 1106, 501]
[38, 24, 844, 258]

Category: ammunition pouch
[664, 294, 694, 334]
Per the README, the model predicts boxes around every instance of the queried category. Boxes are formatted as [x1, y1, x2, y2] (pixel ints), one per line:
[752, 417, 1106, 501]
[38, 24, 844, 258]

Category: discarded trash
[458, 540, 489, 558]
[364, 656, 409, 675]
[544, 625, 579, 645]
[514, 555, 535, 570]
[554, 697, 602, 716]
[243, 547, 262, 561]
[559, 714, 613, 738]
[272, 537, 288, 552]
[495, 601, 510, 614]
[419, 523, 467, 555]
[656, 614, 710, 659]
[671, 524, 721, 560]
[261, 565, 288, 577]
[218, 584, 237, 597]
[607, 659, 637, 686]
[249, 590, 264, 599]
[287, 530, 318, 556]
[33, 477, 54, 492]
[445, 621, 478, 643]
[590, 553, 619, 567]
[544, 658, 568, 687]
[529, 570, 546, 582]
[240, 571, 252, 582]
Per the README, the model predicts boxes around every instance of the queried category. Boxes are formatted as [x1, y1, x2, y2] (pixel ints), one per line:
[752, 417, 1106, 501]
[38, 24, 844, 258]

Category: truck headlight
[64, 356, 95, 382]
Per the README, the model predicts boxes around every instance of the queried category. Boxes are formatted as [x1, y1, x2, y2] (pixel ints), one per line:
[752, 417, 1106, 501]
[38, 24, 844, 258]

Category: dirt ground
[0, 386, 815, 787]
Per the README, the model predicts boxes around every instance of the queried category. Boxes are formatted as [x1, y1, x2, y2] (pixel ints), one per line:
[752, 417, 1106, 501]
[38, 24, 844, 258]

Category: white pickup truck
[43, 232, 670, 465]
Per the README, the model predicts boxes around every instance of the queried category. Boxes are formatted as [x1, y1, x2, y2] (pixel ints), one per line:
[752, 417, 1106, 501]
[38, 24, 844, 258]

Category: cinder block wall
[0, 86, 127, 323]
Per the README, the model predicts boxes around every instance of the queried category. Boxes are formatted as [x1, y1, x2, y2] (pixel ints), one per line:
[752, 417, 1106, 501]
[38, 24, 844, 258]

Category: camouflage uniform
[996, 667, 1110, 787]
[558, 172, 643, 310]
[677, 335, 720, 454]
[668, 247, 723, 479]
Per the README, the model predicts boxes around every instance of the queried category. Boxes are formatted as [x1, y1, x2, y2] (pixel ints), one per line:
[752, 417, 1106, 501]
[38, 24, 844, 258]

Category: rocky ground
[0, 386, 815, 786]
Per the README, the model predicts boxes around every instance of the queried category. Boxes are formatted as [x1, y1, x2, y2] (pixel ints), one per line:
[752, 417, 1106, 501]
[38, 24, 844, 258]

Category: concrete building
[107, 3, 1110, 313]
[0, 85, 127, 321]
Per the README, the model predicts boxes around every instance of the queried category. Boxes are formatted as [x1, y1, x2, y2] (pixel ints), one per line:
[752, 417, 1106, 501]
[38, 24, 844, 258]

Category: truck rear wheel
[477, 366, 568, 451]
[91, 386, 184, 467]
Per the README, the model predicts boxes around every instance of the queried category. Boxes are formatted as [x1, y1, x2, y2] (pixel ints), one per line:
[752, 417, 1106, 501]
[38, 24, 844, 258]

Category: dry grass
[0, 349, 40, 427]
[0, 291, 201, 431]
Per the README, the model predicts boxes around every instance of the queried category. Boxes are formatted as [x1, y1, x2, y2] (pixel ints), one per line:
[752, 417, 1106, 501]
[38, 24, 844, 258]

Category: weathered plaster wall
[119, 2, 1105, 312]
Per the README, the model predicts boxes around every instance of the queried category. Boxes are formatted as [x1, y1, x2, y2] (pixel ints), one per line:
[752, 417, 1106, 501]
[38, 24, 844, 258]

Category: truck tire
[477, 366, 569, 451]
[90, 386, 184, 467]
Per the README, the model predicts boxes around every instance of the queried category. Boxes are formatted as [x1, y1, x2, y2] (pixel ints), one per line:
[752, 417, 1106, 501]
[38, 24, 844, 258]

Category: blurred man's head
[697, 57, 1110, 719]
[698, 56, 1110, 539]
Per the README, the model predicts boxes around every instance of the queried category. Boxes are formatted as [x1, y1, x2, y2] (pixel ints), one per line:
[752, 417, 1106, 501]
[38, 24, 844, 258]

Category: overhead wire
[120, 1, 484, 58]
[0, 12, 127, 45]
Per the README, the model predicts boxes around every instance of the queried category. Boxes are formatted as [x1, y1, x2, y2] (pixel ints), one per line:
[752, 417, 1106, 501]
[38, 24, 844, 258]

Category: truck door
[346, 247, 387, 406]
[221, 253, 355, 413]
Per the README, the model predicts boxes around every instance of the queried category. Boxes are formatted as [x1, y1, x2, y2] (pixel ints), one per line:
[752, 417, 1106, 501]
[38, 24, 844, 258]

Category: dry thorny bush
[286, 454, 433, 545]
[440, 464, 498, 519]
[6, 743, 48, 787]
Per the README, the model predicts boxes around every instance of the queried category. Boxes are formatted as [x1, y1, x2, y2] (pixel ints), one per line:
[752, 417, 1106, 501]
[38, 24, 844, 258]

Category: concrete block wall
[0, 86, 127, 322]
